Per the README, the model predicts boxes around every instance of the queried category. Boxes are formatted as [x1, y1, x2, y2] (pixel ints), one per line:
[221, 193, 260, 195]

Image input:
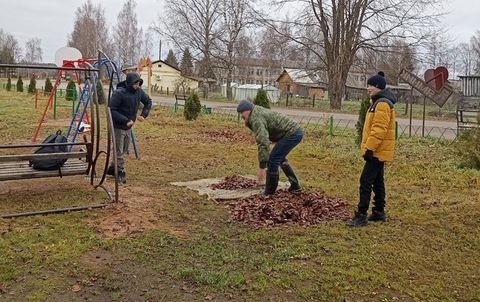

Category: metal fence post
[395, 121, 399, 140]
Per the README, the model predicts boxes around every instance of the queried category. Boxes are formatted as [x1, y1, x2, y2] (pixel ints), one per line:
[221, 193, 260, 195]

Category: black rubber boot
[346, 212, 368, 227]
[118, 171, 127, 184]
[368, 209, 386, 222]
[106, 164, 115, 176]
[264, 171, 279, 195]
[281, 162, 301, 192]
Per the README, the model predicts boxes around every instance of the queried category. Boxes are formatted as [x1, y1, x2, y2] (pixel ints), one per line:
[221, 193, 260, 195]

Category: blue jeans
[267, 128, 304, 173]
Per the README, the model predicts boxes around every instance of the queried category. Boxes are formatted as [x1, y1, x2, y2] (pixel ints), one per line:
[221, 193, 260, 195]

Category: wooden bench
[0, 142, 92, 182]
[174, 94, 212, 114]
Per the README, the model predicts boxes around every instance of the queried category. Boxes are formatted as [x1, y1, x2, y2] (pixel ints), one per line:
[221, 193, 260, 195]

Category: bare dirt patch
[201, 129, 254, 144]
[229, 190, 350, 226]
[87, 185, 189, 239]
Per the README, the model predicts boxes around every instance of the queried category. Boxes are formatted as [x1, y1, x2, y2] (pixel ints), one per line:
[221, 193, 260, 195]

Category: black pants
[358, 158, 385, 214]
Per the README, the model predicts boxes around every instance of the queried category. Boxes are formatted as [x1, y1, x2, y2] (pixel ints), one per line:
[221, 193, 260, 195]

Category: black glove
[363, 150, 374, 162]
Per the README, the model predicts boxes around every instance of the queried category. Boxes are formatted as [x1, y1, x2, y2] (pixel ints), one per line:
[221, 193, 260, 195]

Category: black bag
[29, 130, 68, 171]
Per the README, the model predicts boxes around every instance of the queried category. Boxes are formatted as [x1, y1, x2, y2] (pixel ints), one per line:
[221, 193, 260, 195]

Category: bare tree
[114, 0, 143, 67]
[260, 0, 444, 108]
[0, 29, 21, 63]
[0, 29, 21, 77]
[24, 38, 43, 63]
[155, 0, 221, 96]
[211, 0, 254, 101]
[68, 0, 112, 58]
[139, 30, 154, 58]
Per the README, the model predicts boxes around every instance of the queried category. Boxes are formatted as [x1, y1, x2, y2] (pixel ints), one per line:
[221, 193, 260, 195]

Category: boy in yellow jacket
[347, 72, 396, 227]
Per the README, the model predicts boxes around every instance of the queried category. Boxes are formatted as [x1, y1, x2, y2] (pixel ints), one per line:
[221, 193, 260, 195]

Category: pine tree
[165, 49, 179, 68]
[44, 77, 53, 94]
[28, 75, 36, 94]
[355, 98, 371, 146]
[66, 80, 77, 101]
[253, 89, 270, 109]
[16, 76, 23, 92]
[184, 93, 202, 120]
[180, 48, 194, 76]
[6, 77, 12, 91]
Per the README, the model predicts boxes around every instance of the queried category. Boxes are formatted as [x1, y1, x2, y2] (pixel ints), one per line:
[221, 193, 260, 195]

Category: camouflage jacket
[246, 105, 300, 168]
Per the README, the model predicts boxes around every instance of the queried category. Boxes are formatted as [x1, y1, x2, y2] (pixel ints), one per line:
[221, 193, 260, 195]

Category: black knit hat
[367, 71, 386, 89]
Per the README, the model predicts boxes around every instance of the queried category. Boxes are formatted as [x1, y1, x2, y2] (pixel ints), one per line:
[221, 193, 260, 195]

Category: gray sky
[0, 0, 478, 63]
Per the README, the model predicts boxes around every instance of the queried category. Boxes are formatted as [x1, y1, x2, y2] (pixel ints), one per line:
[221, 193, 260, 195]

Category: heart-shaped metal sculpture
[424, 66, 449, 91]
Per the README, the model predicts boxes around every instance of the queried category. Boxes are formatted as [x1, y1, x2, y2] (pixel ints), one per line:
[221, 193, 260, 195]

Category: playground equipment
[0, 49, 122, 218]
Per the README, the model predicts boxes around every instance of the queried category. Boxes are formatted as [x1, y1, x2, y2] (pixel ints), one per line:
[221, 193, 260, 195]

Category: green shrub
[96, 80, 106, 104]
[253, 89, 270, 109]
[184, 93, 202, 121]
[456, 119, 480, 170]
[27, 75, 36, 94]
[6, 77, 11, 91]
[66, 80, 77, 101]
[44, 77, 53, 94]
[355, 98, 371, 146]
[16, 76, 23, 92]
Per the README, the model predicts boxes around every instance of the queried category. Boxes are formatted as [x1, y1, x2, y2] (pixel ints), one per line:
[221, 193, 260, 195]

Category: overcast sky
[0, 0, 478, 63]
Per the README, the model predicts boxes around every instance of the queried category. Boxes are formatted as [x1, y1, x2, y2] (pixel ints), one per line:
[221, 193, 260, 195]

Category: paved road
[152, 95, 458, 139]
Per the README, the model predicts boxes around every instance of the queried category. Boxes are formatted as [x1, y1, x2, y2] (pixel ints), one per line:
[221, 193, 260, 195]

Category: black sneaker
[346, 212, 368, 227]
[118, 171, 127, 184]
[368, 210, 386, 222]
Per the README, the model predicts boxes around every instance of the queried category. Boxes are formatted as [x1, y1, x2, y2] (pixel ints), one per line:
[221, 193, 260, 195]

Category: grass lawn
[0, 90, 479, 301]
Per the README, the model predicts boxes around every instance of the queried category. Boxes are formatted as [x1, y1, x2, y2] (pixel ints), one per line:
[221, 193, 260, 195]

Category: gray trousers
[112, 128, 131, 172]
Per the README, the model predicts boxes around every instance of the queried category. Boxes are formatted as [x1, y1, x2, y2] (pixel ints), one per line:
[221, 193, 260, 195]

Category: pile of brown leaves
[211, 175, 258, 190]
[229, 190, 350, 226]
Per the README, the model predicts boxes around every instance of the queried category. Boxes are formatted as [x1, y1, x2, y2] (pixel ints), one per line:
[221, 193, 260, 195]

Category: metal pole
[422, 96, 426, 137]
[409, 93, 413, 137]
[53, 89, 57, 120]
[1, 204, 107, 219]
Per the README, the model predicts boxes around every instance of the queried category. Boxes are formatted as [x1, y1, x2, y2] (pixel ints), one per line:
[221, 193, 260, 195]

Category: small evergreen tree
[165, 49, 179, 68]
[6, 77, 11, 91]
[253, 89, 270, 109]
[355, 98, 371, 146]
[184, 93, 202, 120]
[96, 80, 106, 104]
[28, 75, 36, 94]
[16, 76, 23, 92]
[66, 80, 77, 101]
[44, 77, 53, 94]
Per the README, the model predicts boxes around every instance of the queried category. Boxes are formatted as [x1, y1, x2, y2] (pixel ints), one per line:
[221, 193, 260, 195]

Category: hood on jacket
[116, 73, 144, 91]
[372, 88, 397, 105]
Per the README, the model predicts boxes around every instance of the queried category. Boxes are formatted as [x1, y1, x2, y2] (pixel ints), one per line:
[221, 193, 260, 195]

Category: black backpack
[30, 130, 68, 171]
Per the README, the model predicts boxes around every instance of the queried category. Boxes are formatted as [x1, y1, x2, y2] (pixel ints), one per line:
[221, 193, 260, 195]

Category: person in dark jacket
[347, 71, 397, 227]
[237, 100, 303, 195]
[107, 73, 152, 183]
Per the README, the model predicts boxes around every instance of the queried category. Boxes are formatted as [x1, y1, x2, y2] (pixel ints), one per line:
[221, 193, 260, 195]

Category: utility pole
[158, 40, 162, 61]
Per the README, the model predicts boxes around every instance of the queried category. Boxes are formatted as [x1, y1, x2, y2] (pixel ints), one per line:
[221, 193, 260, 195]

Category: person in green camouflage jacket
[237, 100, 304, 195]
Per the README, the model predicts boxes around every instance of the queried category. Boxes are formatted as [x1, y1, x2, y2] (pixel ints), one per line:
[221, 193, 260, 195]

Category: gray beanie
[236, 100, 254, 113]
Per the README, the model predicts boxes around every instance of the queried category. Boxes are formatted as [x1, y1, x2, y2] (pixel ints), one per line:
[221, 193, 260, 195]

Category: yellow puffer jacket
[361, 89, 397, 162]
